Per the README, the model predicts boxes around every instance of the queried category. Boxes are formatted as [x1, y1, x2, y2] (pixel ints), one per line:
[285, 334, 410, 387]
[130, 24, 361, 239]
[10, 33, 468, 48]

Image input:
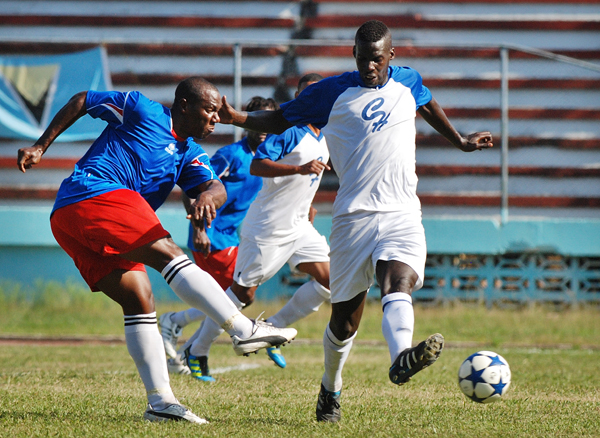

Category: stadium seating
[0, 0, 599, 218]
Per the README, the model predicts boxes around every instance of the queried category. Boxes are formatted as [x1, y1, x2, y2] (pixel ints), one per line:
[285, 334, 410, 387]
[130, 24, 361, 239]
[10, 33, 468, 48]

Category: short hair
[355, 20, 391, 44]
[173, 77, 217, 108]
[245, 96, 279, 112]
[298, 73, 323, 91]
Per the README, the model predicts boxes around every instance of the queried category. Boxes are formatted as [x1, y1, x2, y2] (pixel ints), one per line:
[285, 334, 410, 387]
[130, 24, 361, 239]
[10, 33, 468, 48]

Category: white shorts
[234, 224, 330, 288]
[329, 210, 426, 303]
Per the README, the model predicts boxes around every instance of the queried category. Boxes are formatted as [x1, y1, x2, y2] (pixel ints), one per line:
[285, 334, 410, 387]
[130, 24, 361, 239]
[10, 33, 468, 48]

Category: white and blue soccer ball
[458, 351, 511, 403]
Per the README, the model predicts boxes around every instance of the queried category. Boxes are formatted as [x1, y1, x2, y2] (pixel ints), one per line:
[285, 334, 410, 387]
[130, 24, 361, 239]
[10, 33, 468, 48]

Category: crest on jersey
[362, 97, 390, 133]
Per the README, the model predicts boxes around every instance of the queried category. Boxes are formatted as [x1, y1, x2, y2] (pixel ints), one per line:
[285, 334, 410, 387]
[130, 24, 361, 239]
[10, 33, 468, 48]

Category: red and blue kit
[50, 90, 218, 289]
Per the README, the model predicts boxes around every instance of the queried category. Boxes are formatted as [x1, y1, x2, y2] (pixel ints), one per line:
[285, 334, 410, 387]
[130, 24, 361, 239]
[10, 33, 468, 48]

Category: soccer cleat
[143, 403, 208, 424]
[158, 312, 183, 359]
[231, 319, 297, 356]
[266, 346, 287, 368]
[183, 346, 215, 382]
[389, 333, 445, 386]
[316, 384, 341, 423]
[167, 351, 191, 375]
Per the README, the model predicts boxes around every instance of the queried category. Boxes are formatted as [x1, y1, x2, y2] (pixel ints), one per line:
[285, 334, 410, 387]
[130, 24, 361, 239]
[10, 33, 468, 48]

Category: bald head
[173, 77, 219, 109]
[171, 77, 222, 140]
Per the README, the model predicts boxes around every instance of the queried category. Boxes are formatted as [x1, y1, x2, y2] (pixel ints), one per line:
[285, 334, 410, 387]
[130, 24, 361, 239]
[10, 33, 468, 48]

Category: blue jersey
[52, 90, 217, 213]
[188, 137, 262, 252]
[280, 66, 431, 216]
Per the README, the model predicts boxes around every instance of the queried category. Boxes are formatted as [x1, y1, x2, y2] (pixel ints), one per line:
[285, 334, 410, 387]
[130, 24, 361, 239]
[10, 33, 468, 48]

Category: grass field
[0, 288, 599, 437]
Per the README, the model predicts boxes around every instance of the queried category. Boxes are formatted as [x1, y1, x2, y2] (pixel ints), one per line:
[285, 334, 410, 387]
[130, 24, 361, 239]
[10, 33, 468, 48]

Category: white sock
[267, 280, 330, 328]
[124, 313, 178, 409]
[161, 255, 252, 337]
[322, 324, 356, 393]
[381, 292, 414, 364]
[170, 308, 206, 328]
[191, 287, 246, 357]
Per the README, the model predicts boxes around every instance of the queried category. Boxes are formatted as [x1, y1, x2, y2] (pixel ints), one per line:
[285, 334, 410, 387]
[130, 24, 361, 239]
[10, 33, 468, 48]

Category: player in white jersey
[182, 74, 333, 375]
[217, 21, 493, 423]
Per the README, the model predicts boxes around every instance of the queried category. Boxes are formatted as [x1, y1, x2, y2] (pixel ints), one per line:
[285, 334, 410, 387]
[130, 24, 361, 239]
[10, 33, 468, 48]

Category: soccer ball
[458, 351, 511, 403]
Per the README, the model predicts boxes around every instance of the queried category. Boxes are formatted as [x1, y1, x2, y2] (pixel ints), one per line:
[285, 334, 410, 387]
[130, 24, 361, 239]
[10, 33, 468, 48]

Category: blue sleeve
[178, 142, 220, 198]
[390, 66, 432, 109]
[86, 90, 141, 127]
[280, 73, 357, 129]
[253, 127, 305, 161]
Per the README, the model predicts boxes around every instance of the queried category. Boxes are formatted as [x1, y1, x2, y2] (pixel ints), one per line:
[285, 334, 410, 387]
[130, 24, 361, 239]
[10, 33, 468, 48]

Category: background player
[158, 96, 278, 363]
[216, 21, 493, 423]
[17, 77, 297, 424]
[183, 73, 332, 379]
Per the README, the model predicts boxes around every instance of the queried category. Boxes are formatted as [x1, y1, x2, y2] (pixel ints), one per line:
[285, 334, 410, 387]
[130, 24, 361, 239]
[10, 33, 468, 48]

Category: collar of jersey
[170, 118, 187, 142]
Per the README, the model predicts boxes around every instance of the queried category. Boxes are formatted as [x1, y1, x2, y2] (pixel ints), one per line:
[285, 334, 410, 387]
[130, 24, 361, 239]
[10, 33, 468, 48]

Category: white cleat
[167, 352, 191, 375]
[143, 403, 208, 424]
[231, 319, 297, 356]
[159, 312, 183, 359]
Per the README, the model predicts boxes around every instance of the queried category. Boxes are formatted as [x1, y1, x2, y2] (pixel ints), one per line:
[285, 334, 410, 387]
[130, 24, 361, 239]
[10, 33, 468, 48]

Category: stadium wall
[0, 206, 598, 305]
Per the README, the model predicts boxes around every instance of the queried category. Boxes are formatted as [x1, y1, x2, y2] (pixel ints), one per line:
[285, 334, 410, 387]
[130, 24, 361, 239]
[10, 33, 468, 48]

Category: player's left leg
[158, 246, 237, 359]
[183, 282, 255, 381]
[375, 209, 444, 385]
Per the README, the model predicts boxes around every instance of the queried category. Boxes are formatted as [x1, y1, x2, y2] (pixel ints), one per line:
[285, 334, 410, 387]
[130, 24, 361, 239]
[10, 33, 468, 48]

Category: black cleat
[316, 384, 341, 423]
[389, 333, 444, 386]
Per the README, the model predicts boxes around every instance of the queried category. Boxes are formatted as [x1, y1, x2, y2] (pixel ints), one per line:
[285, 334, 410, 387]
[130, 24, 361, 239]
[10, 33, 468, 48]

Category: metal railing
[2, 37, 600, 219]
[227, 39, 600, 223]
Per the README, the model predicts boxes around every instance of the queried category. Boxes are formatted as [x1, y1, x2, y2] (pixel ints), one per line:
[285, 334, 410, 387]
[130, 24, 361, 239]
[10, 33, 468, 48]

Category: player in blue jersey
[17, 77, 297, 424]
[181, 73, 332, 379]
[217, 21, 493, 423]
[157, 96, 278, 376]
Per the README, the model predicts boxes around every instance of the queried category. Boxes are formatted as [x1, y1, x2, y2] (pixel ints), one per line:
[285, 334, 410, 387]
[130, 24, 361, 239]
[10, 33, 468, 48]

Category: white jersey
[241, 124, 329, 244]
[280, 66, 432, 218]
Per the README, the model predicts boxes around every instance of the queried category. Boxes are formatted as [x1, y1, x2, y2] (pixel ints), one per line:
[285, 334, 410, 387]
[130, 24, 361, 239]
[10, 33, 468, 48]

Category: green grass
[0, 285, 599, 437]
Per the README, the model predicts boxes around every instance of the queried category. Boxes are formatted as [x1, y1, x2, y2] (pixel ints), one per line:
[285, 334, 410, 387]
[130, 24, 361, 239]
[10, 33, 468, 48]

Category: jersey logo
[362, 97, 390, 133]
[164, 143, 176, 155]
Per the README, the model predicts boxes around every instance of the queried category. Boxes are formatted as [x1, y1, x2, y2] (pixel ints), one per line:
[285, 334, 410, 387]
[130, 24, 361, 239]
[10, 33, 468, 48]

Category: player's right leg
[316, 211, 379, 422]
[317, 291, 367, 423]
[110, 191, 295, 355]
[159, 246, 238, 359]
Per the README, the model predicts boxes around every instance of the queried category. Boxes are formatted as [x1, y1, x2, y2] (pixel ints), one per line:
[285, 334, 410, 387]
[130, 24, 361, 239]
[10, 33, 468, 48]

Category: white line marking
[211, 363, 262, 374]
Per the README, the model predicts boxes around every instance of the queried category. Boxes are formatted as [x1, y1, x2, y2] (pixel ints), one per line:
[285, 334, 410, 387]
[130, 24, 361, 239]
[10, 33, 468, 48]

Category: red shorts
[192, 246, 238, 290]
[50, 189, 170, 291]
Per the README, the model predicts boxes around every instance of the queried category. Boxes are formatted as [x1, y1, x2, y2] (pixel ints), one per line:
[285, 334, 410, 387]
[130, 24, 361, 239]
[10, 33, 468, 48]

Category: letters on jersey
[280, 66, 432, 217]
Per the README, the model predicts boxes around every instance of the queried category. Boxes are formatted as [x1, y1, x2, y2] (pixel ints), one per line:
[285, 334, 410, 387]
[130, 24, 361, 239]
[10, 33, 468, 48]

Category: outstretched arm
[417, 97, 493, 152]
[17, 91, 88, 172]
[218, 95, 293, 135]
[250, 158, 330, 177]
